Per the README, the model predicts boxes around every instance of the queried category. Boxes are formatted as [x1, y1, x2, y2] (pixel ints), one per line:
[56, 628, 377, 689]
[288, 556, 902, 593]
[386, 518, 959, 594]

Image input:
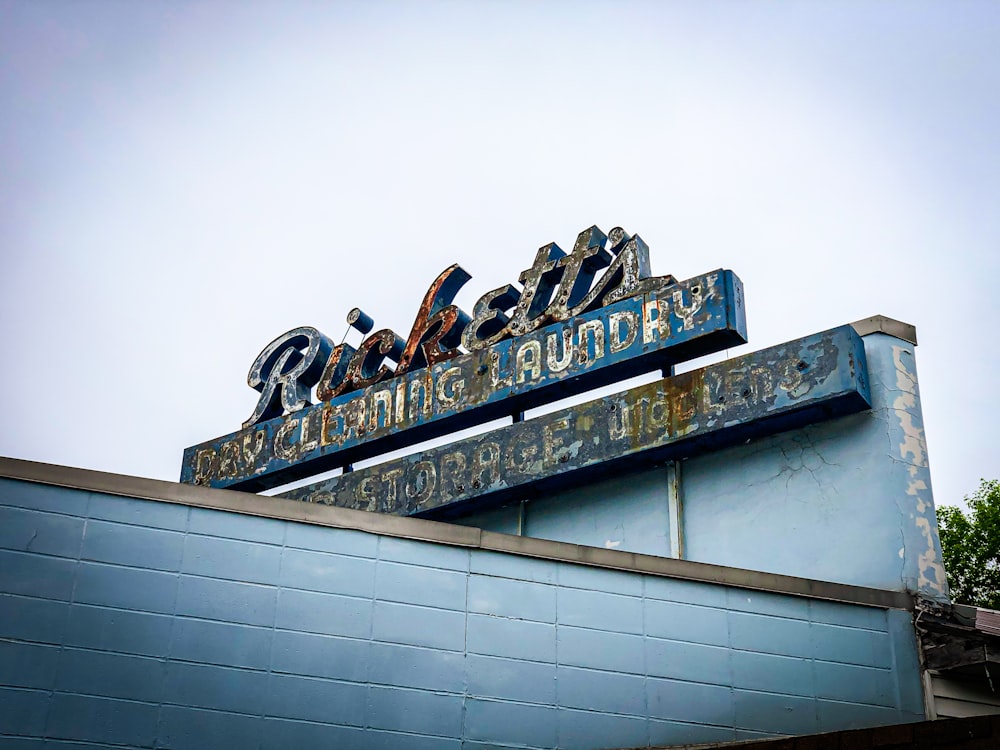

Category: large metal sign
[279, 326, 871, 517]
[181, 226, 747, 491]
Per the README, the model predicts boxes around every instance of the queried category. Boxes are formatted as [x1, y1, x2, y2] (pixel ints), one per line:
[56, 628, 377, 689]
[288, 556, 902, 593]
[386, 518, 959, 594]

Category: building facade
[0, 227, 970, 748]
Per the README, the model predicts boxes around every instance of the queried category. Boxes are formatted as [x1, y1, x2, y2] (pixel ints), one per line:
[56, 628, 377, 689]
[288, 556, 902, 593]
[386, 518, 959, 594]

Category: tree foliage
[938, 479, 1000, 610]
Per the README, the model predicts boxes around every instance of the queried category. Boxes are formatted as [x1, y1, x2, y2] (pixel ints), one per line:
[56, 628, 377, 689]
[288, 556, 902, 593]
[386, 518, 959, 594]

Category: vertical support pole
[517, 500, 526, 536]
[667, 461, 683, 559]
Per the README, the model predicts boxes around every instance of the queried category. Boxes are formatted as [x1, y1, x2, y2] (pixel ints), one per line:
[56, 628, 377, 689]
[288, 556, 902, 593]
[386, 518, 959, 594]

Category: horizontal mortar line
[0, 457, 914, 612]
[732, 685, 894, 706]
[0, 733, 141, 750]
[467, 652, 559, 666]
[0, 499, 91, 517]
[0, 547, 80, 563]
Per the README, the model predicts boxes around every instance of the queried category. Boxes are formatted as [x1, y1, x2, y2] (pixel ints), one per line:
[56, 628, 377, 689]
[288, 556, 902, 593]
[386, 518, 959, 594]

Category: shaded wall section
[683, 331, 946, 599]
[1, 471, 923, 749]
[452, 323, 947, 601]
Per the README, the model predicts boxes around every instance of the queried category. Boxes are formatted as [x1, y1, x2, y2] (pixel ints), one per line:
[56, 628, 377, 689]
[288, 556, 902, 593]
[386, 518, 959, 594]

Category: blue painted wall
[455, 328, 947, 601]
[1, 476, 923, 749]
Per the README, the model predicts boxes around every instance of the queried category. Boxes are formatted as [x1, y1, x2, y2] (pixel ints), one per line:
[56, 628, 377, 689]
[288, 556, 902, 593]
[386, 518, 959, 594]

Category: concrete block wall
[1, 475, 923, 749]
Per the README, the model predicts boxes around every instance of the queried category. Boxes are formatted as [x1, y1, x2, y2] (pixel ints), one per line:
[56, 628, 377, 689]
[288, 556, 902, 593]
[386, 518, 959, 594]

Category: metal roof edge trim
[0, 456, 914, 611]
[850, 315, 918, 346]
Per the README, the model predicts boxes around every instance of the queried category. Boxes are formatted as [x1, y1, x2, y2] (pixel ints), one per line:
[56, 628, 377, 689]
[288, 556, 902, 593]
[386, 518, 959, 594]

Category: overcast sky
[2, 1, 997, 512]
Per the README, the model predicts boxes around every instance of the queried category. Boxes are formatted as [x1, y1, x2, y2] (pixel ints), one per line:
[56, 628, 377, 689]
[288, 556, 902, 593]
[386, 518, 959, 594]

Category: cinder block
[811, 621, 892, 668]
[284, 522, 377, 558]
[377, 536, 469, 572]
[727, 589, 811, 620]
[368, 684, 464, 736]
[648, 718, 735, 747]
[176, 574, 276, 627]
[65, 603, 172, 657]
[809, 599, 887, 631]
[645, 637, 731, 685]
[55, 648, 165, 703]
[47, 693, 158, 747]
[0, 549, 76, 601]
[558, 563, 644, 597]
[644, 576, 728, 607]
[266, 672, 367, 725]
[158, 704, 263, 750]
[467, 653, 556, 704]
[469, 574, 556, 623]
[0, 593, 69, 645]
[731, 649, 813, 696]
[470, 550, 557, 584]
[556, 707, 648, 750]
[181, 534, 282, 586]
[558, 625, 643, 673]
[276, 588, 371, 639]
[0, 478, 87, 515]
[734, 688, 817, 734]
[0, 738, 42, 748]
[80, 519, 184, 571]
[258, 717, 365, 750]
[74, 562, 177, 615]
[170, 617, 272, 671]
[815, 699, 898, 732]
[0, 506, 85, 559]
[464, 697, 558, 748]
[0, 687, 49, 735]
[368, 641, 464, 692]
[88, 491, 188, 531]
[365, 728, 463, 750]
[558, 587, 642, 634]
[372, 600, 464, 651]
[886, 608, 924, 715]
[375, 561, 467, 611]
[814, 661, 895, 707]
[279, 547, 375, 598]
[272, 630, 369, 683]
[188, 506, 285, 544]
[647, 677, 734, 725]
[0, 641, 58, 690]
[467, 614, 556, 663]
[557, 665, 645, 715]
[646, 599, 729, 646]
[729, 611, 811, 658]
[163, 661, 268, 715]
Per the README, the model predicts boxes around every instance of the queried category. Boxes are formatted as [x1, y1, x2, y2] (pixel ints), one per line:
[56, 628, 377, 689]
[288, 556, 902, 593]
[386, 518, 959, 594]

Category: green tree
[937, 479, 1000, 610]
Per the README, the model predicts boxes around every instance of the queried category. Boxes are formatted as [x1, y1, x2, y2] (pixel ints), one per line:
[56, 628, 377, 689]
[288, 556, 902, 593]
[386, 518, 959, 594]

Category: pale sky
[2, 1, 998, 512]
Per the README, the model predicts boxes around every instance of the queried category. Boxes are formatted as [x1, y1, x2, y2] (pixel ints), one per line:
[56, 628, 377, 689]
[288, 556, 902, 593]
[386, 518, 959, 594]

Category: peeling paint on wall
[891, 345, 948, 599]
[678, 331, 950, 600]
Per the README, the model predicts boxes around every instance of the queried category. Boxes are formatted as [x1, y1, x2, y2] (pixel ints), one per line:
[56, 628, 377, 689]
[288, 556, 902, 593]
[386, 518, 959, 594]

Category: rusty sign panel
[279, 326, 870, 517]
[181, 269, 746, 491]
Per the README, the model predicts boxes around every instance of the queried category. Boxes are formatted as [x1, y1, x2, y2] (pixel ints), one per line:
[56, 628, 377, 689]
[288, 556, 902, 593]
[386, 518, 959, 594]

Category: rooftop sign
[180, 226, 748, 491]
[280, 326, 871, 517]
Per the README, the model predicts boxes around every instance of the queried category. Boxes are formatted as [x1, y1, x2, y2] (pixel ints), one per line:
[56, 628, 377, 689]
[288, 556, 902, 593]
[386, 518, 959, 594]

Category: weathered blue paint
[678, 331, 948, 600]
[524, 470, 672, 555]
[0, 477, 923, 749]
[280, 325, 870, 518]
[181, 269, 747, 492]
[444, 324, 947, 602]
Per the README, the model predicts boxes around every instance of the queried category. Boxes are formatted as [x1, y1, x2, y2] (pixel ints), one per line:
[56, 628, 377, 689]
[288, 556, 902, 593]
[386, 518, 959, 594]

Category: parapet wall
[0, 464, 924, 749]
